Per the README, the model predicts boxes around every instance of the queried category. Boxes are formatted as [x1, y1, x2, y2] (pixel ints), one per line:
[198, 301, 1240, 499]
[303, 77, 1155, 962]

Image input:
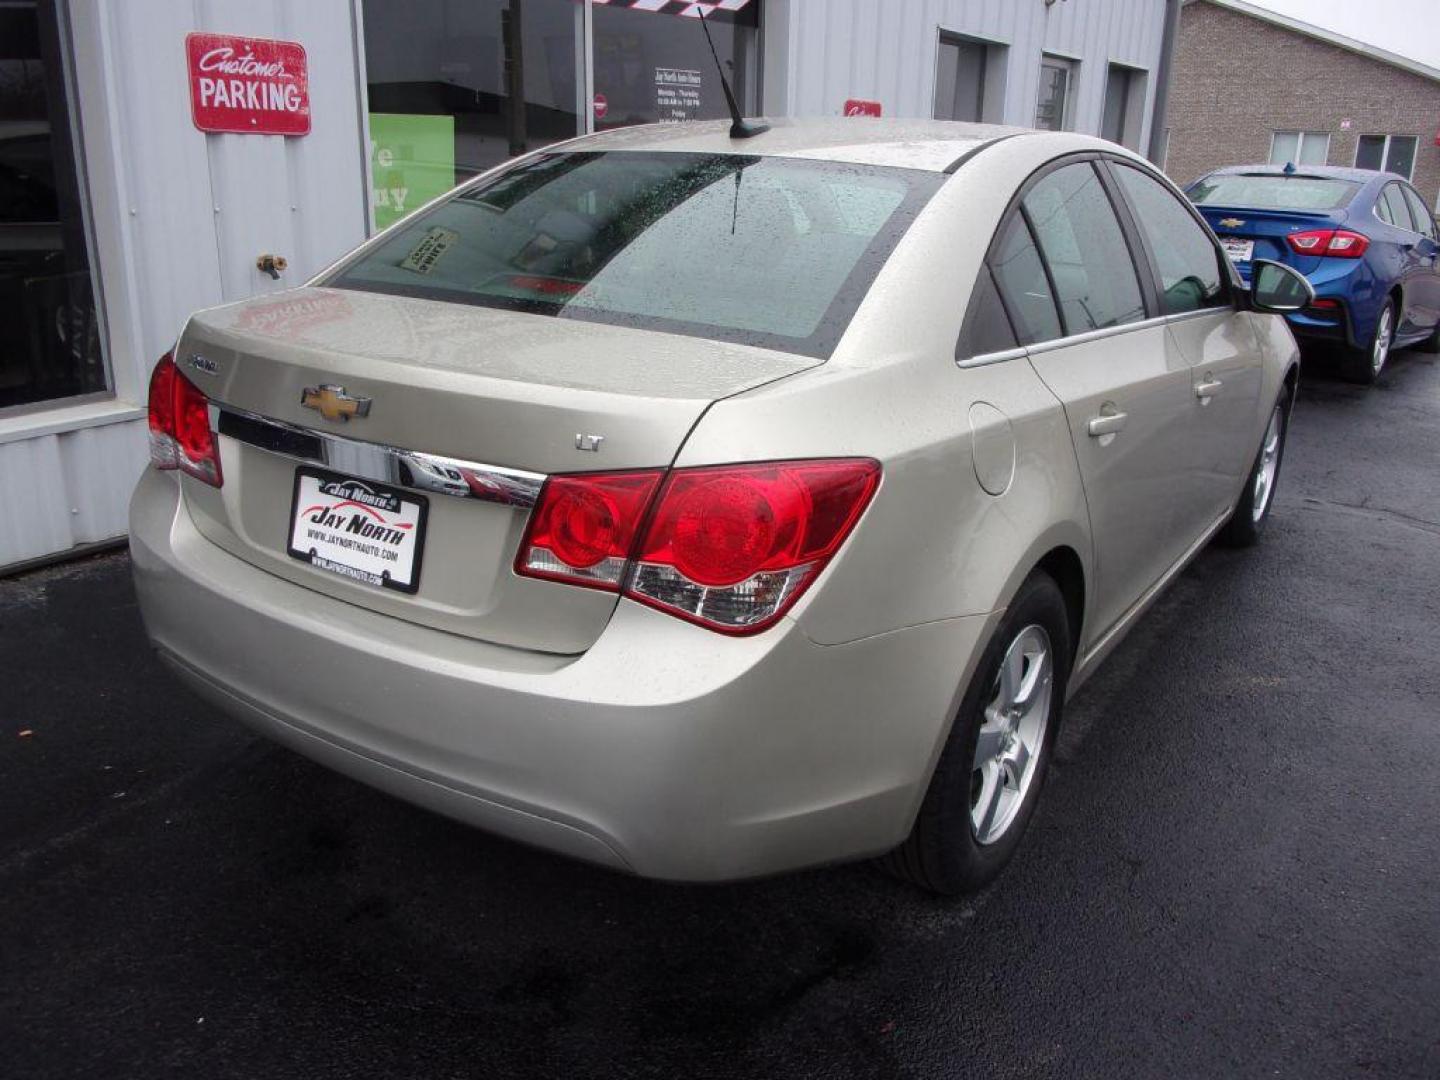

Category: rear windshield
[1188, 174, 1359, 211]
[327, 151, 943, 358]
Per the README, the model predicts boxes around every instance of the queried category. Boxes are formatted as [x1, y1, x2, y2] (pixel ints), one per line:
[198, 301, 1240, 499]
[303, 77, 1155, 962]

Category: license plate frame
[286, 467, 429, 594]
[1220, 236, 1254, 264]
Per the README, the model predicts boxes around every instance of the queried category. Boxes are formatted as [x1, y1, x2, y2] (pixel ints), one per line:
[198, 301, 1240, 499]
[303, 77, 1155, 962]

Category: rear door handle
[1086, 411, 1129, 437]
[1195, 378, 1224, 399]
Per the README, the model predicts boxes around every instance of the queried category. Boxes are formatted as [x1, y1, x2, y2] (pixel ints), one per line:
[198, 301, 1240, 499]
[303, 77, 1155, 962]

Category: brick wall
[1166, 0, 1440, 207]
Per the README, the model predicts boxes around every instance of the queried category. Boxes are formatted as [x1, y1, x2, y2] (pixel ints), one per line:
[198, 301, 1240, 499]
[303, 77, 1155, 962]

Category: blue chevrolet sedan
[1186, 164, 1440, 383]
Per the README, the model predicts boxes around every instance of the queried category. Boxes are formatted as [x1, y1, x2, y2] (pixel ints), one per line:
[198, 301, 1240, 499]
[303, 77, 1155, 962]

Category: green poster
[368, 113, 456, 229]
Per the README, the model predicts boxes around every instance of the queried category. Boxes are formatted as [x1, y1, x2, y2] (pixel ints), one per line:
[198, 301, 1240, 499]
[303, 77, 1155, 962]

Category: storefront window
[360, 2, 762, 232]
[0, 0, 105, 410]
[362, 0, 585, 228]
[592, 2, 758, 129]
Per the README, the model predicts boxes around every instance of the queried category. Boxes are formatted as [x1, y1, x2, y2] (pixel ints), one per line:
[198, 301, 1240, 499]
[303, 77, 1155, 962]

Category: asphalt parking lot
[3, 350, 1438, 1080]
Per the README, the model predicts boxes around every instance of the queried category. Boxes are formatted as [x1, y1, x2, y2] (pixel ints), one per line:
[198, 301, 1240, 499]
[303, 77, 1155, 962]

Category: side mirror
[1250, 259, 1315, 314]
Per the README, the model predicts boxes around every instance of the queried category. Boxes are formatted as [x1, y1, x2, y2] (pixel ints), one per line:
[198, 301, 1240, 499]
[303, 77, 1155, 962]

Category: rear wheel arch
[1035, 546, 1085, 664]
[1282, 361, 1299, 403]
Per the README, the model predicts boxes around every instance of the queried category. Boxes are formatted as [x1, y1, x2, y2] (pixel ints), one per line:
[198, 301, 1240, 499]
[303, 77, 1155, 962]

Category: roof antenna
[696, 7, 768, 139]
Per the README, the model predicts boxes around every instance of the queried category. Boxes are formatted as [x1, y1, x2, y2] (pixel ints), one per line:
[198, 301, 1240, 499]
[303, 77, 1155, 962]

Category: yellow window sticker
[400, 227, 459, 275]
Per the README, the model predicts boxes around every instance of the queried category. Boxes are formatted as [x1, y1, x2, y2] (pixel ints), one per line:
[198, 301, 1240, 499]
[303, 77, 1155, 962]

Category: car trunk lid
[175, 286, 821, 653]
[1196, 206, 1350, 278]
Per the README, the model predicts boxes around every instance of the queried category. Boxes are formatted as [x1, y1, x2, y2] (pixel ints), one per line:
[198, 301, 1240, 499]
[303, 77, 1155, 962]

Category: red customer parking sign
[186, 32, 311, 136]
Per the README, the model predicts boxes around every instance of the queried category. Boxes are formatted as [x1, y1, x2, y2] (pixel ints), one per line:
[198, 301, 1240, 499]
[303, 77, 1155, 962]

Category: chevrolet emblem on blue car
[300, 384, 372, 422]
[1218, 217, 1245, 228]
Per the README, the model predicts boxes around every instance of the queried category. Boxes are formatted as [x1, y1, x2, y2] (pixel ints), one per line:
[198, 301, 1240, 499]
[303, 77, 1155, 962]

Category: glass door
[590, 1, 758, 131]
[359, 1, 763, 233]
[1034, 56, 1072, 132]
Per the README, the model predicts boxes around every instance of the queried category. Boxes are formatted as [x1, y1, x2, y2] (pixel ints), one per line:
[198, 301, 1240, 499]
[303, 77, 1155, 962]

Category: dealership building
[1163, 0, 1440, 199]
[1, 0, 1173, 571]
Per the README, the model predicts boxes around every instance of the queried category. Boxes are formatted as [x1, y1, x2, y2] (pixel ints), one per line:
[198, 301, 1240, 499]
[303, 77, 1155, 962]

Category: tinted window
[958, 267, 1018, 357]
[1113, 163, 1226, 315]
[1023, 163, 1146, 333]
[1355, 135, 1386, 171]
[1382, 184, 1415, 232]
[1355, 135, 1420, 181]
[989, 213, 1062, 344]
[1385, 136, 1417, 180]
[1402, 186, 1437, 240]
[1189, 174, 1358, 211]
[328, 151, 941, 358]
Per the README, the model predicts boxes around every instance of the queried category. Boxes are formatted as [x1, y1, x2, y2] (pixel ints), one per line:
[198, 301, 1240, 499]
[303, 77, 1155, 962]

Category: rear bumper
[129, 469, 988, 881]
[1286, 308, 1351, 345]
[1286, 259, 1376, 350]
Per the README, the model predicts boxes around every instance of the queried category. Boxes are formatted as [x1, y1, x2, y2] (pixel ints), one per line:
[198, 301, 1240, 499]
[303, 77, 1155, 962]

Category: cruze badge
[186, 353, 220, 375]
[300, 384, 372, 422]
[1218, 217, 1245, 229]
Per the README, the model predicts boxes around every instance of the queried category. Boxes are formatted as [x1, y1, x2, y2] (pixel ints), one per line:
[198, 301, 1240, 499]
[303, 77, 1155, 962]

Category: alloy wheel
[1372, 306, 1393, 376]
[971, 624, 1053, 846]
[1251, 403, 1284, 523]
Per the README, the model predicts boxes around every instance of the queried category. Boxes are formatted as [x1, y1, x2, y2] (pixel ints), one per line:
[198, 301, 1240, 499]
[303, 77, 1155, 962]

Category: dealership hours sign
[186, 32, 310, 135]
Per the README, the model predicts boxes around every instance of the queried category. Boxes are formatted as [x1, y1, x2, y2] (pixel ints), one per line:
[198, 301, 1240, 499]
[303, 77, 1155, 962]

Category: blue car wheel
[1342, 298, 1394, 384]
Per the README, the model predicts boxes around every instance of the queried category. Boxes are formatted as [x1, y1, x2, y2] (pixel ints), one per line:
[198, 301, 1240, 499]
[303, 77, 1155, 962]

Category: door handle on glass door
[1086, 410, 1129, 437]
[1195, 378, 1224, 400]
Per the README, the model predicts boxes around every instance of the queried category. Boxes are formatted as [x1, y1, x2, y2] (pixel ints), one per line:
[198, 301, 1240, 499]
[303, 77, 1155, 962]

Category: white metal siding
[0, 420, 147, 565]
[768, 0, 1167, 147]
[2, 0, 370, 570]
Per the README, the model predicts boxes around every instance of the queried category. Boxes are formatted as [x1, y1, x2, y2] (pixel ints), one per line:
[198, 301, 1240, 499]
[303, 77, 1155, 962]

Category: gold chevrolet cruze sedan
[131, 119, 1312, 893]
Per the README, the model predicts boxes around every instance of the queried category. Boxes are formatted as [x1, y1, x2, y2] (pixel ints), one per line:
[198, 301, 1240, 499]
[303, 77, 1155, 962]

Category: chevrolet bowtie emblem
[300, 384, 371, 422]
[1218, 217, 1245, 229]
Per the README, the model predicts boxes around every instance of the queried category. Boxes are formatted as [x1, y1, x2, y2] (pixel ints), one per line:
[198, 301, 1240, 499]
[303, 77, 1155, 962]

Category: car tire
[1341, 299, 1395, 384]
[882, 571, 1071, 896]
[1217, 387, 1292, 548]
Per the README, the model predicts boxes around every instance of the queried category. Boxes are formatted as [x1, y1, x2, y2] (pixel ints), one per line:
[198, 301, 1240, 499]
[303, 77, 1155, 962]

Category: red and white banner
[844, 99, 883, 118]
[590, 0, 755, 18]
[186, 32, 310, 136]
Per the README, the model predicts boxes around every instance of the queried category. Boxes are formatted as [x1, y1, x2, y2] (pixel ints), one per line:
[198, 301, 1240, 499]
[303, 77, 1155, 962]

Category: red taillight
[515, 459, 880, 634]
[146, 353, 222, 487]
[147, 355, 178, 471]
[629, 460, 880, 634]
[515, 470, 664, 590]
[1286, 229, 1369, 258]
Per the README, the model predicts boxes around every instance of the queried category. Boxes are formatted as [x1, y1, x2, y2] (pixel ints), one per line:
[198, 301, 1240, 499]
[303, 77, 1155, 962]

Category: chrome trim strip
[210, 404, 547, 508]
[1164, 306, 1234, 326]
[957, 345, 1028, 370]
[1025, 314, 1170, 356]
[959, 306, 1237, 370]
